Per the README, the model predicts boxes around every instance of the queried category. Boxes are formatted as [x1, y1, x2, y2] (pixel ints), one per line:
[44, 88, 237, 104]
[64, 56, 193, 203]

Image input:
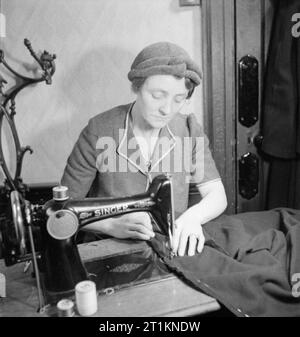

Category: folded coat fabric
[149, 208, 300, 317]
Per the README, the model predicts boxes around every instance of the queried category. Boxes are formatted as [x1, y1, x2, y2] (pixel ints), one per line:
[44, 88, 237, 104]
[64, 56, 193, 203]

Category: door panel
[202, 0, 274, 213]
[201, 0, 236, 214]
[235, 0, 274, 213]
[236, 0, 264, 212]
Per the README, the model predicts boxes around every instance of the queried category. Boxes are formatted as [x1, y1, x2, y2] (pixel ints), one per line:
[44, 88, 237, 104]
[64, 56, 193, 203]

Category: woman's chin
[149, 119, 168, 129]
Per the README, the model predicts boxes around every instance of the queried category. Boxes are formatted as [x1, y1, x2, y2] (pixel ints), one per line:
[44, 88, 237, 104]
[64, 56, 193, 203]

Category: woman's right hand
[99, 212, 155, 240]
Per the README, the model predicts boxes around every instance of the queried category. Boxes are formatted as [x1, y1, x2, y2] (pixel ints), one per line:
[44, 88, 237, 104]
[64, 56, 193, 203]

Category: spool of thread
[75, 280, 98, 316]
[0, 273, 6, 297]
[52, 185, 69, 201]
[57, 299, 75, 317]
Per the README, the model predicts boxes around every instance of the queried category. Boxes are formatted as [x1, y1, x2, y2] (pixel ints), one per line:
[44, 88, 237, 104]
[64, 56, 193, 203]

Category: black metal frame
[0, 38, 56, 195]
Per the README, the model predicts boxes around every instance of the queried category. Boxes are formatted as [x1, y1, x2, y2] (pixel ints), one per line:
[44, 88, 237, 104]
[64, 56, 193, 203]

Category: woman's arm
[188, 179, 227, 225]
[172, 179, 227, 256]
[82, 212, 155, 241]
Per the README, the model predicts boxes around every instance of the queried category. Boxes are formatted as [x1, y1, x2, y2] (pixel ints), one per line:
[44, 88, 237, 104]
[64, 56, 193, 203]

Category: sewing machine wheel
[10, 190, 27, 256]
[46, 210, 79, 240]
[0, 190, 28, 265]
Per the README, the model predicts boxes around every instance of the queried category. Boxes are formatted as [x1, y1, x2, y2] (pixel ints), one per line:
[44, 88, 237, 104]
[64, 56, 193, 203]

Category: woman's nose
[159, 99, 172, 116]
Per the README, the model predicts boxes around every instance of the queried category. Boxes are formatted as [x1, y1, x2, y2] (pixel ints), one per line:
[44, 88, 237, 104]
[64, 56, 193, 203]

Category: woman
[61, 42, 227, 256]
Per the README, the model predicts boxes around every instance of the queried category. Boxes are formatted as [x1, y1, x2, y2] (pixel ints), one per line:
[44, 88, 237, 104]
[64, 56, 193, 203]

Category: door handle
[253, 134, 263, 149]
[238, 55, 259, 127]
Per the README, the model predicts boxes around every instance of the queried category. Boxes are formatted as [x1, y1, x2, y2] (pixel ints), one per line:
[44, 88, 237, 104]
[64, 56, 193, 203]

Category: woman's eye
[151, 92, 164, 99]
[174, 96, 186, 103]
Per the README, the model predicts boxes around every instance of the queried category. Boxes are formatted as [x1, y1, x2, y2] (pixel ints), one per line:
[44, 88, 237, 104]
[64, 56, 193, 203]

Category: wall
[0, 0, 202, 185]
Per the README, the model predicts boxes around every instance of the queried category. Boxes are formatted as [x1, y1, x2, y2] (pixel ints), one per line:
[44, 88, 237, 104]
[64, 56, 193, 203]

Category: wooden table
[0, 239, 220, 317]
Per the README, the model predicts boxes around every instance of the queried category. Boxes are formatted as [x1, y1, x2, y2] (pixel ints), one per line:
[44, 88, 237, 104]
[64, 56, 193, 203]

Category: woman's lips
[152, 116, 169, 123]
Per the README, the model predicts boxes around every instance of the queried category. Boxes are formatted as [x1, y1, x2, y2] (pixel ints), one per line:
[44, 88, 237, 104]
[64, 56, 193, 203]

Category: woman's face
[134, 75, 189, 129]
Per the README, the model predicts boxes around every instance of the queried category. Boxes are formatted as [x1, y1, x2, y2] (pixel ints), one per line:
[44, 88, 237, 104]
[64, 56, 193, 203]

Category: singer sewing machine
[0, 177, 221, 317]
[1, 175, 175, 307]
[1, 175, 222, 317]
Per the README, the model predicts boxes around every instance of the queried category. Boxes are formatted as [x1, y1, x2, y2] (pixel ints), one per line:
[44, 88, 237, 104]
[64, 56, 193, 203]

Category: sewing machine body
[0, 174, 174, 304]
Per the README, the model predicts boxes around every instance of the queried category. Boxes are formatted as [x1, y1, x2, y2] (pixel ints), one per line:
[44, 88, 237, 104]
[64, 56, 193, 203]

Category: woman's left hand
[171, 213, 205, 257]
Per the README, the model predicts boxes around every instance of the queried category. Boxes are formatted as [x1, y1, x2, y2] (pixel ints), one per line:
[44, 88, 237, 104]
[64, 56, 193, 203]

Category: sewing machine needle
[168, 174, 176, 255]
[23, 260, 32, 273]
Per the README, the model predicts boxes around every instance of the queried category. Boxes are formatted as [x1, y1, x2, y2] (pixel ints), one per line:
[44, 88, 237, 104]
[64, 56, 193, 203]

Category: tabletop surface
[0, 239, 220, 317]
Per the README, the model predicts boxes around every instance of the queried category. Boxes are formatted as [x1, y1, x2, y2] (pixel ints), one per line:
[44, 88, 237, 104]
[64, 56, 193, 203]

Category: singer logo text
[94, 204, 129, 217]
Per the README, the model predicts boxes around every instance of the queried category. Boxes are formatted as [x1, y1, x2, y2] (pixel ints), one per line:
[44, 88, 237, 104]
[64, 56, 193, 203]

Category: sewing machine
[0, 174, 175, 310]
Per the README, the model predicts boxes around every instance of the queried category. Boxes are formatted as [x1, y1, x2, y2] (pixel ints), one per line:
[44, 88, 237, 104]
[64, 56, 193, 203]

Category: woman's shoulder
[86, 103, 132, 135]
[169, 112, 205, 137]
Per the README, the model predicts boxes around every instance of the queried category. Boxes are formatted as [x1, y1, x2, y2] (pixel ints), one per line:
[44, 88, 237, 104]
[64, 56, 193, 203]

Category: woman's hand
[171, 180, 227, 256]
[171, 212, 205, 257]
[101, 212, 155, 240]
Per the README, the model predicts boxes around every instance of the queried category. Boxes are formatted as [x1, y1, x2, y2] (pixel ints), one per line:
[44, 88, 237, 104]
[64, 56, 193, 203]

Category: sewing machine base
[42, 245, 172, 305]
[86, 247, 171, 293]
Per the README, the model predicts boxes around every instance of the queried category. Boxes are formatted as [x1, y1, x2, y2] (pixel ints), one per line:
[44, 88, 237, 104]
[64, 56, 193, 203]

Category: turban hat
[128, 42, 202, 86]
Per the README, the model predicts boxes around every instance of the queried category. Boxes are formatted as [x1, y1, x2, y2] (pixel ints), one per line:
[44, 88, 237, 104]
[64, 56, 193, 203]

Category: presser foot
[165, 240, 176, 259]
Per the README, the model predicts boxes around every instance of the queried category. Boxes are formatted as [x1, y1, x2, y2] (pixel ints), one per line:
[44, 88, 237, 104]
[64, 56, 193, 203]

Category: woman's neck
[130, 102, 161, 163]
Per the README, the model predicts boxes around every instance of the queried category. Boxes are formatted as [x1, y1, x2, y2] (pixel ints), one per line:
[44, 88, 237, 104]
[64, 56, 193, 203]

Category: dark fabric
[266, 157, 300, 210]
[149, 208, 300, 317]
[261, 0, 300, 208]
[261, 0, 300, 158]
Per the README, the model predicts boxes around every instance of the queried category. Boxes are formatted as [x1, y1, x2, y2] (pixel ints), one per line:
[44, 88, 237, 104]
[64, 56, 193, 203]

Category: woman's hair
[131, 76, 196, 99]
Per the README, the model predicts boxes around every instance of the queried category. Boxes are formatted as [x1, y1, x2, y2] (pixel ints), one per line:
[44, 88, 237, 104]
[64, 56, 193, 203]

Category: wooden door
[202, 0, 275, 214]
[235, 0, 274, 213]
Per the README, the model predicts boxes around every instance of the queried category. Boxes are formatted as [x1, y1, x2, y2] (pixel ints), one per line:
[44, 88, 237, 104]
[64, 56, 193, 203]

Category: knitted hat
[128, 42, 202, 86]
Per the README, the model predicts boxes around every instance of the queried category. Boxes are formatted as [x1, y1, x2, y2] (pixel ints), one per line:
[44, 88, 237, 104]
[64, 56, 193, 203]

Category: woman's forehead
[143, 75, 188, 93]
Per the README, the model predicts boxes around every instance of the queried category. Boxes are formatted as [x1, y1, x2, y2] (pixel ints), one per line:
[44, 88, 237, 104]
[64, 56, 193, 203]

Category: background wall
[0, 0, 202, 185]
